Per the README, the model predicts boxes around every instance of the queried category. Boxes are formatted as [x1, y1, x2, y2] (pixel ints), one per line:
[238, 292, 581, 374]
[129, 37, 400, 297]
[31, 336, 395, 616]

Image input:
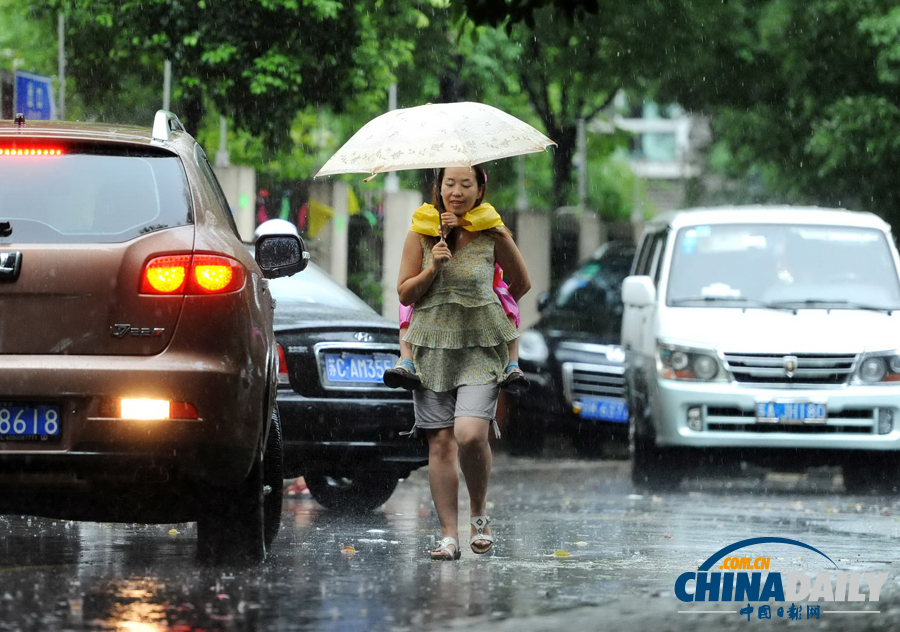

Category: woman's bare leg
[455, 417, 493, 542]
[427, 427, 459, 542]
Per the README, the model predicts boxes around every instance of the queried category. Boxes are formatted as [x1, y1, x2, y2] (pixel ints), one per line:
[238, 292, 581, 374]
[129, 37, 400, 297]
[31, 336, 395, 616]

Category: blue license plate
[324, 353, 397, 383]
[756, 402, 826, 423]
[0, 404, 61, 441]
[579, 397, 629, 423]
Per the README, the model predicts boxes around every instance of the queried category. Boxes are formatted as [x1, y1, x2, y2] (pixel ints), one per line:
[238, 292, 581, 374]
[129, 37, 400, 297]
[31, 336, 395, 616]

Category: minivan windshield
[666, 223, 900, 310]
[0, 148, 192, 244]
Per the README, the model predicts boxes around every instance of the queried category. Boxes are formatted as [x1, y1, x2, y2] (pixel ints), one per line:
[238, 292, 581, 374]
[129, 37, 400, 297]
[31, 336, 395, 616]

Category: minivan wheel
[631, 434, 685, 492]
[305, 472, 399, 512]
[842, 456, 900, 494]
[197, 406, 283, 563]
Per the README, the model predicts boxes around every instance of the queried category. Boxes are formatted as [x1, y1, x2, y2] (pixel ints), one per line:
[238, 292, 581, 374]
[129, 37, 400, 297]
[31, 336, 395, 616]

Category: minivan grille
[723, 353, 857, 385]
[562, 362, 626, 406]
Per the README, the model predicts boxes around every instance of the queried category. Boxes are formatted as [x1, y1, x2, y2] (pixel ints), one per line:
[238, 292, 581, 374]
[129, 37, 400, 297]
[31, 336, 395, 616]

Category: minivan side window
[634, 230, 667, 284]
[633, 231, 658, 275]
[194, 144, 241, 238]
[650, 231, 668, 286]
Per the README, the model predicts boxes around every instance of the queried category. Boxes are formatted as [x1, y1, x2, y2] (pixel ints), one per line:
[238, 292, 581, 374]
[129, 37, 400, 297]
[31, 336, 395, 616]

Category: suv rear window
[0, 144, 192, 243]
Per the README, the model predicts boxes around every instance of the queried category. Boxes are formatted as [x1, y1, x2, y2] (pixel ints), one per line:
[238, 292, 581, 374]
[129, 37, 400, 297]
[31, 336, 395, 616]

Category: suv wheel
[305, 472, 399, 512]
[263, 407, 284, 548]
[631, 433, 685, 492]
[197, 406, 284, 562]
[842, 456, 900, 494]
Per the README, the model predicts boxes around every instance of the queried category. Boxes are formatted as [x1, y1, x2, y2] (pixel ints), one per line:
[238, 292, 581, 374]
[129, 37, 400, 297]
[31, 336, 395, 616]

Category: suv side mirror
[254, 219, 310, 279]
[537, 291, 552, 312]
[256, 234, 309, 278]
[622, 276, 656, 307]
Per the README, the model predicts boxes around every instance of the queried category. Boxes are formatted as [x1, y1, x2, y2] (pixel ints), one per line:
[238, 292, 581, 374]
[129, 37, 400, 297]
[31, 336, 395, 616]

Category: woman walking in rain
[396, 165, 531, 560]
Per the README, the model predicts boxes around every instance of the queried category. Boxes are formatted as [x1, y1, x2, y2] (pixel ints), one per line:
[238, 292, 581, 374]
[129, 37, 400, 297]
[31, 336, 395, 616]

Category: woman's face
[440, 167, 483, 216]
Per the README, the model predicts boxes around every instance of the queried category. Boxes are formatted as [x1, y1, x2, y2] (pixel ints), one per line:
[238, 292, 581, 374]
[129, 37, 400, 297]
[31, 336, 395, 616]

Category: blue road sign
[15, 71, 55, 120]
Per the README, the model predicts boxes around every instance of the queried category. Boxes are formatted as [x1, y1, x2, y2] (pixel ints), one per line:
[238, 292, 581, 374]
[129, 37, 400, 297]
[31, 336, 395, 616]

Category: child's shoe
[500, 361, 530, 394]
[383, 359, 422, 390]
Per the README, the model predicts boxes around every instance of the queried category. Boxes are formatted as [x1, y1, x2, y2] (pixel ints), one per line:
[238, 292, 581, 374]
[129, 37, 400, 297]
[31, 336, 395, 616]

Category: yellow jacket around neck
[409, 203, 505, 237]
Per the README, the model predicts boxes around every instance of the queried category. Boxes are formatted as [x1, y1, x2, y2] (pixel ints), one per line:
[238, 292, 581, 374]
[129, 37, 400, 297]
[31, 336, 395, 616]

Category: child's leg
[500, 314, 528, 392]
[506, 315, 518, 364]
[399, 326, 413, 362]
[384, 323, 420, 389]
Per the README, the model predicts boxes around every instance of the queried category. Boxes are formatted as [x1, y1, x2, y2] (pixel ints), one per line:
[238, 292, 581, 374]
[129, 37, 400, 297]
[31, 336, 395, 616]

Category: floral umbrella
[315, 102, 555, 178]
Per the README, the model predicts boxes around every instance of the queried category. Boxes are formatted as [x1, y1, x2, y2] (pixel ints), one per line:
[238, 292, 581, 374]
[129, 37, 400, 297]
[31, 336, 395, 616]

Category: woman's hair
[428, 165, 509, 247]
[432, 165, 487, 212]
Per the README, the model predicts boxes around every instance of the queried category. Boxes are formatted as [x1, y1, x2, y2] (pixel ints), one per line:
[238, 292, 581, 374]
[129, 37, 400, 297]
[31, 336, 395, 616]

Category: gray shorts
[413, 384, 501, 430]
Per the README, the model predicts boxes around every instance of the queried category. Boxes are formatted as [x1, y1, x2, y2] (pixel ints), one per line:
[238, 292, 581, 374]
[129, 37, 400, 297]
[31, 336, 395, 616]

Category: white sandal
[431, 536, 461, 561]
[470, 516, 494, 554]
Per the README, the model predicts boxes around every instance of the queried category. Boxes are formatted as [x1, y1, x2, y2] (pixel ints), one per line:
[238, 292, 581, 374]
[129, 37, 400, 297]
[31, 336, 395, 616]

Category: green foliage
[0, 2, 57, 74]
[452, 0, 600, 29]
[657, 0, 900, 226]
[34, 0, 426, 147]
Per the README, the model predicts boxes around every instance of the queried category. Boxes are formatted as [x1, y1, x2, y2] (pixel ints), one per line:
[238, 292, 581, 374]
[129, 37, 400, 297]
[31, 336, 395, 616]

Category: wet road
[2, 453, 900, 631]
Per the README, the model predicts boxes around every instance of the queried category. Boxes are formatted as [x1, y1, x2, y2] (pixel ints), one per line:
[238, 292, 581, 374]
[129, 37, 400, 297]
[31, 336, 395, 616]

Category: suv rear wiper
[669, 296, 795, 312]
[767, 299, 897, 314]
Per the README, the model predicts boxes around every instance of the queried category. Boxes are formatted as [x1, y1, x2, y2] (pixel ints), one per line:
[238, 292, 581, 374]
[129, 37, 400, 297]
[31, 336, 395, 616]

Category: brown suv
[0, 111, 306, 562]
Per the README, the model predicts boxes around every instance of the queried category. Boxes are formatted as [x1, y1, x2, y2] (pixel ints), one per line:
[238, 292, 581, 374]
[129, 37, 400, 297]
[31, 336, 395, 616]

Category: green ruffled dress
[404, 233, 519, 393]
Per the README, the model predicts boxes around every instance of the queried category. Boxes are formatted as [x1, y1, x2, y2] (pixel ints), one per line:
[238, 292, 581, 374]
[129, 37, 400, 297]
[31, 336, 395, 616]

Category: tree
[391, 3, 636, 215]
[0, 1, 57, 75]
[493, 3, 692, 209]
[37, 0, 426, 147]
[454, 0, 600, 29]
[653, 0, 900, 226]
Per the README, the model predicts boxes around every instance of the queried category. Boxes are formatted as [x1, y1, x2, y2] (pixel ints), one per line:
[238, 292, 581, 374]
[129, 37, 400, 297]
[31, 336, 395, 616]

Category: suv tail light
[142, 255, 191, 294]
[141, 253, 245, 295]
[277, 344, 290, 386]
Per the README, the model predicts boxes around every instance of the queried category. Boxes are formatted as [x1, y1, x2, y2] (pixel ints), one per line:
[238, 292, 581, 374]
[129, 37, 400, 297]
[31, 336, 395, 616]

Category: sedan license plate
[0, 404, 61, 441]
[324, 353, 397, 384]
[578, 397, 629, 423]
[756, 402, 826, 424]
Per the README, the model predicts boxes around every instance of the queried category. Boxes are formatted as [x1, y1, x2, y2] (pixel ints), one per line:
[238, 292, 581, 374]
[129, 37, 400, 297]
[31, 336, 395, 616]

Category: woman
[397, 165, 531, 560]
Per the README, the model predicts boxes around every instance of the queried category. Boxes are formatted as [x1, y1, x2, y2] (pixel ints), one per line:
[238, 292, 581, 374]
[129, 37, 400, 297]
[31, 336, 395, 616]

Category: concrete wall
[213, 165, 256, 242]
[577, 212, 606, 262]
[381, 190, 423, 322]
[328, 181, 349, 286]
[306, 181, 350, 286]
[516, 212, 551, 330]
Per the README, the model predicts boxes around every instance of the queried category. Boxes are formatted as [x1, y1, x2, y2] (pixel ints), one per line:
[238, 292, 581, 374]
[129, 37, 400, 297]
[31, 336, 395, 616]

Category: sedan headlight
[519, 330, 549, 364]
[853, 352, 900, 385]
[657, 342, 727, 382]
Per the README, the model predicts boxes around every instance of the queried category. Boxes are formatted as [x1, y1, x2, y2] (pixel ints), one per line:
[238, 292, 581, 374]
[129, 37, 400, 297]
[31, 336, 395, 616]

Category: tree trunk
[549, 125, 577, 210]
[179, 90, 205, 138]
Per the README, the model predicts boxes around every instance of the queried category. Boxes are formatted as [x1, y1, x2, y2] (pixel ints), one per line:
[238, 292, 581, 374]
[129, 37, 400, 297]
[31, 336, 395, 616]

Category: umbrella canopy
[315, 102, 555, 178]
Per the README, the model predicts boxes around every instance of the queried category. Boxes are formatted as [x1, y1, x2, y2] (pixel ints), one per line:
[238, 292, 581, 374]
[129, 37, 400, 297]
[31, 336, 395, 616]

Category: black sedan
[506, 241, 635, 457]
[268, 263, 426, 511]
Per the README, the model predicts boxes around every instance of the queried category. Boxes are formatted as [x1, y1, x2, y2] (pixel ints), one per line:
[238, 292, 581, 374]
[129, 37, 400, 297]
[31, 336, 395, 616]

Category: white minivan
[621, 206, 900, 491]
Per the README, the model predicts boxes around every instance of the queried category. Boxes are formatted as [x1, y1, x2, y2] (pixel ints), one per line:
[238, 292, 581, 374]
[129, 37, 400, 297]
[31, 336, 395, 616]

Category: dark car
[506, 241, 636, 457]
[0, 111, 305, 562]
[267, 263, 426, 511]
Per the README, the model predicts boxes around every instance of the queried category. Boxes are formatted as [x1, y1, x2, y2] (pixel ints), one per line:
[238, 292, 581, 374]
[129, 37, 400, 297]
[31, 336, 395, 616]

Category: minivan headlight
[519, 331, 549, 364]
[853, 352, 900, 385]
[657, 342, 727, 382]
